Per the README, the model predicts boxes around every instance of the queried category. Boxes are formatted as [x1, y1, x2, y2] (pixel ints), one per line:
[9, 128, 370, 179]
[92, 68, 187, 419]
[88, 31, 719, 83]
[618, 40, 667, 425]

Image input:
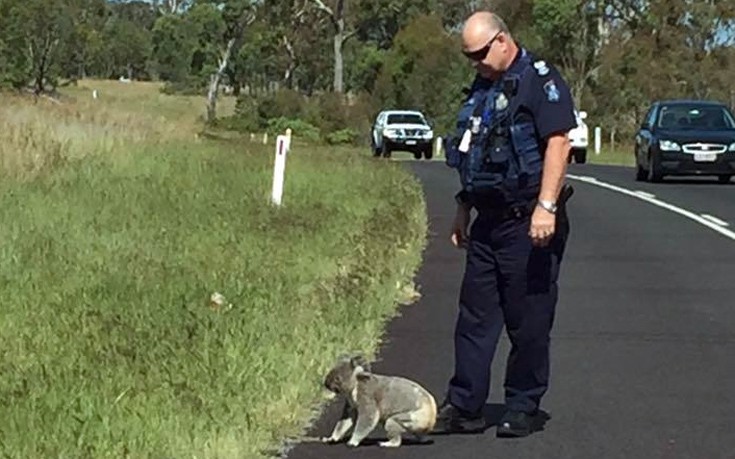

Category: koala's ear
[350, 354, 370, 371]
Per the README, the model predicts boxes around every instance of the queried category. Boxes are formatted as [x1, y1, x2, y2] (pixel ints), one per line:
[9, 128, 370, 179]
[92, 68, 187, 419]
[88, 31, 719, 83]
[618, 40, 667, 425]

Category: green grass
[586, 146, 635, 167]
[0, 138, 427, 458]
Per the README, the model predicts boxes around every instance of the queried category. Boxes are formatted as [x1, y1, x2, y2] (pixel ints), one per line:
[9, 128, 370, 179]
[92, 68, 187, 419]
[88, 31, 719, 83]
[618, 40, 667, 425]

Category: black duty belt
[474, 184, 574, 221]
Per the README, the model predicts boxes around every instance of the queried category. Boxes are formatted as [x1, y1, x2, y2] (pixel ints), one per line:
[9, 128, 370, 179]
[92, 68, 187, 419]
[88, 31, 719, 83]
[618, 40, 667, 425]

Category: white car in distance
[569, 110, 589, 164]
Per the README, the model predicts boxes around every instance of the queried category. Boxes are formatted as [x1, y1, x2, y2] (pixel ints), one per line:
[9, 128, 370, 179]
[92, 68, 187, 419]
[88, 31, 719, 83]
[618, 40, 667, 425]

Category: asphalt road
[285, 161, 735, 459]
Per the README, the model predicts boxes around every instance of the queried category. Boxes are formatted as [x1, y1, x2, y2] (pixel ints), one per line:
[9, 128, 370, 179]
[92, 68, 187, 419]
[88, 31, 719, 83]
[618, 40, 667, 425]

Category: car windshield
[387, 114, 426, 125]
[657, 104, 735, 130]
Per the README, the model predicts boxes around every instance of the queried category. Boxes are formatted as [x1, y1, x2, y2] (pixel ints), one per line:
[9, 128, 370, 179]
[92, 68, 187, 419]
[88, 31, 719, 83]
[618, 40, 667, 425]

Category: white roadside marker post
[271, 134, 289, 206]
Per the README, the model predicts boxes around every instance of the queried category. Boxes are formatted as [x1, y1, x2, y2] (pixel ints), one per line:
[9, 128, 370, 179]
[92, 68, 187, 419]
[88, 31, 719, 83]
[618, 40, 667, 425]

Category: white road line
[634, 191, 656, 199]
[700, 214, 730, 227]
[566, 173, 735, 242]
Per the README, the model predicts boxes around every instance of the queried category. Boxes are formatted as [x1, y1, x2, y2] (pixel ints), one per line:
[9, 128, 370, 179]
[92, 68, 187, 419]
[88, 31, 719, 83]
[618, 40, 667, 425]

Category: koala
[320, 354, 437, 448]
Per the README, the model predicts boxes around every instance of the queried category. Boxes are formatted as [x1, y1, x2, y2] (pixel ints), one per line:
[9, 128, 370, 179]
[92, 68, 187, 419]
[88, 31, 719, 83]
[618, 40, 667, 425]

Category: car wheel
[717, 175, 732, 184]
[635, 163, 647, 181]
[647, 155, 663, 183]
[413, 151, 422, 160]
[573, 148, 587, 164]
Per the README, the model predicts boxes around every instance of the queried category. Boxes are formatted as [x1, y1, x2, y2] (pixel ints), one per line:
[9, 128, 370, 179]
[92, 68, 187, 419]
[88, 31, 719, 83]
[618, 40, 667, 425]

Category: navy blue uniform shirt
[465, 48, 578, 152]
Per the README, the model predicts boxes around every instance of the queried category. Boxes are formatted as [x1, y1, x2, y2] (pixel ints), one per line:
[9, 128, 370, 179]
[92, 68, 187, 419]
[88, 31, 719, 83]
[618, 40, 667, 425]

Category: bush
[243, 88, 306, 122]
[223, 89, 377, 146]
[325, 128, 360, 145]
[160, 76, 207, 96]
[266, 117, 321, 142]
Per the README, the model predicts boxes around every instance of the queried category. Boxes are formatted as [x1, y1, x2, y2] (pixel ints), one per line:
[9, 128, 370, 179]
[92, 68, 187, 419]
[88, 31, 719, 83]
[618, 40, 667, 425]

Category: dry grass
[0, 79, 236, 180]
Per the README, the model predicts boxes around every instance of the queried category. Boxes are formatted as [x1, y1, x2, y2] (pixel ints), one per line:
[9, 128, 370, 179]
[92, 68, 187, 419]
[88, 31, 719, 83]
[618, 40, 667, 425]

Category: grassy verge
[0, 83, 428, 458]
[586, 146, 635, 167]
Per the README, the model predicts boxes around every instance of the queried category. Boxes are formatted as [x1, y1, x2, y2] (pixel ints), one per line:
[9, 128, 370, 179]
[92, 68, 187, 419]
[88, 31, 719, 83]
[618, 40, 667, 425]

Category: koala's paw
[320, 436, 338, 444]
[346, 439, 361, 448]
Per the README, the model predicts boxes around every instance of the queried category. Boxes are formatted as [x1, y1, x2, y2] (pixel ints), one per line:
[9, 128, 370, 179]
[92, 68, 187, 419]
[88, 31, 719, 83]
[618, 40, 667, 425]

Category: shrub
[266, 117, 321, 142]
[324, 128, 360, 145]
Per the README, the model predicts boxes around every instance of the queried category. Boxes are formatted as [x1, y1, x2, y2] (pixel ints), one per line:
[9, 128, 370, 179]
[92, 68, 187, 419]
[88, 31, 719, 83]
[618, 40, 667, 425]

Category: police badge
[533, 60, 549, 76]
[543, 80, 560, 102]
[495, 92, 508, 111]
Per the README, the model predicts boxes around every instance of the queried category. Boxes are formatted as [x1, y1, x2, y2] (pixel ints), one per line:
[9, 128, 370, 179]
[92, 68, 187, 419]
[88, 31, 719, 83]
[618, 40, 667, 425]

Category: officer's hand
[451, 204, 470, 249]
[529, 206, 555, 247]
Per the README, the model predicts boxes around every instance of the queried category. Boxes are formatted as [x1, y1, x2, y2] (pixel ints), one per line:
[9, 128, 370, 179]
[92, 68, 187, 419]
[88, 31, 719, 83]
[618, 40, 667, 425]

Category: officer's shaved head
[462, 11, 509, 49]
[461, 11, 517, 79]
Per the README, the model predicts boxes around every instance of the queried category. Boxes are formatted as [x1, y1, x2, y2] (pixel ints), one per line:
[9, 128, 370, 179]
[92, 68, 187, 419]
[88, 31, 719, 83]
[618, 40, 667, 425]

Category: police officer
[435, 11, 577, 438]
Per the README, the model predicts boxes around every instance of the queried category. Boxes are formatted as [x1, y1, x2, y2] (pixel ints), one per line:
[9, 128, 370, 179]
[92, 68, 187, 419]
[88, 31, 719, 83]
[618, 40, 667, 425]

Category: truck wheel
[573, 148, 587, 164]
[423, 146, 433, 160]
[381, 143, 391, 158]
[413, 151, 422, 160]
[371, 134, 381, 157]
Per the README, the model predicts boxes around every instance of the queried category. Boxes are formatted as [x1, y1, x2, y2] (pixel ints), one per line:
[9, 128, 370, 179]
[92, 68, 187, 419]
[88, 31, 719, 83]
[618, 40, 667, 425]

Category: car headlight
[423, 130, 433, 139]
[383, 129, 398, 138]
[659, 140, 681, 152]
[729, 142, 735, 152]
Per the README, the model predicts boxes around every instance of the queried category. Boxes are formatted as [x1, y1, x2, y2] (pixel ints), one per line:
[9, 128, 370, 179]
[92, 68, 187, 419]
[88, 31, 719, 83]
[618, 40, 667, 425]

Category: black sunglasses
[463, 31, 502, 61]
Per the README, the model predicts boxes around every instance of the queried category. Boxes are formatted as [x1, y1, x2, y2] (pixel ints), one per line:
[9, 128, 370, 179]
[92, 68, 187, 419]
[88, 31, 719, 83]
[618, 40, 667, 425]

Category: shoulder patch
[533, 60, 549, 76]
[543, 79, 560, 102]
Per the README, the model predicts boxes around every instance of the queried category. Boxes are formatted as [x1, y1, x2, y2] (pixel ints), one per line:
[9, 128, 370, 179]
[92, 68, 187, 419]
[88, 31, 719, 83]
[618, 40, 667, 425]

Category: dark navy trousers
[447, 207, 569, 415]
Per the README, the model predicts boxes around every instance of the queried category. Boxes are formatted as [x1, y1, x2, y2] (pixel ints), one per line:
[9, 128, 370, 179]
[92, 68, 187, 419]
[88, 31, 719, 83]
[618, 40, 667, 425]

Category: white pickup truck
[569, 110, 589, 163]
[370, 110, 434, 159]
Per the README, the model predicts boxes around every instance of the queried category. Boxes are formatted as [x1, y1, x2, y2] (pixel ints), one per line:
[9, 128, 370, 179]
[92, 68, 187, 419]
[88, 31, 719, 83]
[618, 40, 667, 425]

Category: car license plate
[406, 140, 417, 145]
[694, 152, 716, 162]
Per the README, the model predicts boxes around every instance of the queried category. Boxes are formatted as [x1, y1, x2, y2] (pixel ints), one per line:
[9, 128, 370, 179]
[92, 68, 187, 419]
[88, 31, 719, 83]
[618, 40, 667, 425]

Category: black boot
[496, 409, 550, 438]
[434, 400, 486, 433]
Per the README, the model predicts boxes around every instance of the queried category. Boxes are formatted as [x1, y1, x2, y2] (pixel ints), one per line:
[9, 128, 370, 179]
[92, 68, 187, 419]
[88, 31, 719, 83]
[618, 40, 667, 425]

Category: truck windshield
[387, 114, 426, 125]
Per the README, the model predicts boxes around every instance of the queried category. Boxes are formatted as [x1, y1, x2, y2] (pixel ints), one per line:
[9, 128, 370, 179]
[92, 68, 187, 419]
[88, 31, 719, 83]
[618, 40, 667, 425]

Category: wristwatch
[537, 199, 557, 214]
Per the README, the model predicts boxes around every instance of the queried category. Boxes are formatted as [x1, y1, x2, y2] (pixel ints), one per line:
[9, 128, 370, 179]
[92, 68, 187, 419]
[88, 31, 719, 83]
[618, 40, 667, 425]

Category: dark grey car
[634, 100, 735, 183]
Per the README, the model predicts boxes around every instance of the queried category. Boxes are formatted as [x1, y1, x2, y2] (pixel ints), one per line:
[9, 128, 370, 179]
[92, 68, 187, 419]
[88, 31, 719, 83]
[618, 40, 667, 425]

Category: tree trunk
[283, 35, 297, 89]
[333, 24, 344, 93]
[206, 38, 236, 124]
[311, 0, 348, 93]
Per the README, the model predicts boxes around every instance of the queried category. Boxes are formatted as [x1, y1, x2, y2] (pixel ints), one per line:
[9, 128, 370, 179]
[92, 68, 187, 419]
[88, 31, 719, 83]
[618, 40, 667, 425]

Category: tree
[308, 0, 355, 93]
[195, 0, 259, 123]
[373, 14, 472, 133]
[0, 0, 30, 88]
[151, 14, 194, 82]
[19, 0, 74, 93]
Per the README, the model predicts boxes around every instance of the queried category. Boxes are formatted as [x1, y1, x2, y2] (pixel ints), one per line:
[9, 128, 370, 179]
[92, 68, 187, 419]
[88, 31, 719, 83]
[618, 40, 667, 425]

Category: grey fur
[321, 354, 437, 448]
